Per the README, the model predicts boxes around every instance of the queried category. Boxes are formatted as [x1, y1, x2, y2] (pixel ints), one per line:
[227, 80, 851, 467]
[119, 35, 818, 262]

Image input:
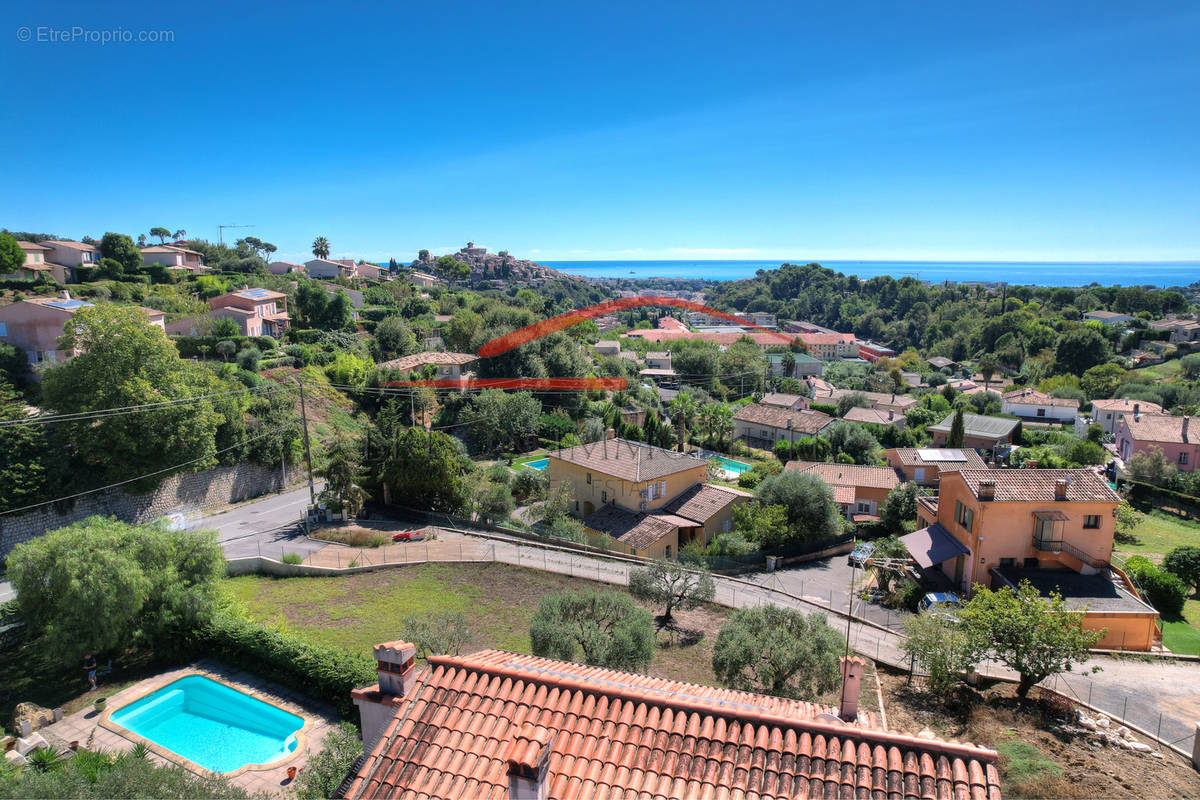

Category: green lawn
[1128, 358, 1183, 382]
[1114, 509, 1200, 560]
[224, 562, 730, 687]
[1162, 616, 1200, 655]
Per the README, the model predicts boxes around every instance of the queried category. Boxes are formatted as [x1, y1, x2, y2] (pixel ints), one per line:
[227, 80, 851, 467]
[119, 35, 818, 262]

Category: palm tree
[312, 236, 331, 260]
[978, 353, 1000, 392]
[697, 404, 717, 447]
[669, 392, 698, 453]
[712, 403, 734, 449]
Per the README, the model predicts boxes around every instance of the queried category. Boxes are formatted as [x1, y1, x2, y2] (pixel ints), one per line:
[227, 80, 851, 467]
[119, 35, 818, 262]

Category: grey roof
[928, 413, 1021, 439]
[901, 524, 970, 569]
[990, 567, 1156, 614]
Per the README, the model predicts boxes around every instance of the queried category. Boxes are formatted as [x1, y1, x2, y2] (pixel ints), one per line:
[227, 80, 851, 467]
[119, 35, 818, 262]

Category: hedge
[172, 335, 278, 358]
[1125, 556, 1188, 617]
[811, 402, 837, 417]
[199, 613, 376, 717]
[288, 329, 323, 344]
[360, 307, 392, 322]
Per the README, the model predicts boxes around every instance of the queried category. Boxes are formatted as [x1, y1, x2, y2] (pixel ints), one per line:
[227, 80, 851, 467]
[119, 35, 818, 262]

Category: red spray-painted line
[476, 295, 800, 358]
[382, 377, 628, 391]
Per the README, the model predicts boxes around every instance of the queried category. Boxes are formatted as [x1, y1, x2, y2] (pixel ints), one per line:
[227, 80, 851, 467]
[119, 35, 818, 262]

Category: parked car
[918, 592, 963, 622]
[848, 541, 874, 567]
[391, 530, 425, 542]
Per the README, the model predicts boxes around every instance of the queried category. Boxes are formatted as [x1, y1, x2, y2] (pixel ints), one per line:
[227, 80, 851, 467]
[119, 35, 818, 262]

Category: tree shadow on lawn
[654, 616, 705, 649]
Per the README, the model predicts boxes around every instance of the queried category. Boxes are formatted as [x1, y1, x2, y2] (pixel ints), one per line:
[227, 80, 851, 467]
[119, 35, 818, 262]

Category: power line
[0, 425, 293, 518]
[0, 384, 294, 428]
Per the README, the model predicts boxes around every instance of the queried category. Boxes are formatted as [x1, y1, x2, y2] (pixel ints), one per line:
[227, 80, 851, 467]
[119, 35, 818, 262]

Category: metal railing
[1031, 535, 1105, 567]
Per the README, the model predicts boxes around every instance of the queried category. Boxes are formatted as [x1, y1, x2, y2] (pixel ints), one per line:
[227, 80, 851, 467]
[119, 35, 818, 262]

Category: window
[1179, 453, 1189, 466]
[760, 429, 770, 439]
[586, 472, 592, 484]
[955, 500, 974, 533]
[665, 545, 672, 559]
[999, 558, 1015, 567]
[857, 502, 872, 513]
[1036, 408, 1046, 417]
[601, 491, 607, 503]
[659, 481, 666, 498]
[1083, 514, 1100, 529]
[0, 322, 6, 337]
[574, 501, 579, 512]
[647, 483, 656, 501]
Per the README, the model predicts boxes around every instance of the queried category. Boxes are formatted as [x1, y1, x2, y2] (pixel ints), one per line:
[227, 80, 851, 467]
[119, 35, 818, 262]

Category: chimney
[1054, 478, 1069, 500]
[1133, 403, 1140, 421]
[352, 640, 418, 753]
[838, 656, 865, 722]
[978, 480, 995, 501]
[507, 724, 554, 800]
[888, 410, 894, 421]
[59, 290, 70, 300]
[1185, 416, 1191, 444]
[786, 417, 793, 430]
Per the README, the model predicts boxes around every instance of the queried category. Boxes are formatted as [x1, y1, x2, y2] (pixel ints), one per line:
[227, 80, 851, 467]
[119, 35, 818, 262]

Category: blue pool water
[109, 675, 302, 773]
[524, 458, 549, 470]
[714, 456, 752, 474]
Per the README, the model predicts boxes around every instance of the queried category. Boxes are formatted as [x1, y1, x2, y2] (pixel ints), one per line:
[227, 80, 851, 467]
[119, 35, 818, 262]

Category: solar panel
[44, 300, 92, 310]
[237, 288, 273, 299]
[916, 448, 967, 462]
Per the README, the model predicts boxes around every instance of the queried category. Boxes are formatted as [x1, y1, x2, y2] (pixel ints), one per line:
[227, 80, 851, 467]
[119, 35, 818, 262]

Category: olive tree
[960, 580, 1101, 698]
[712, 605, 843, 700]
[901, 613, 984, 695]
[401, 611, 471, 659]
[530, 590, 655, 670]
[628, 560, 715, 620]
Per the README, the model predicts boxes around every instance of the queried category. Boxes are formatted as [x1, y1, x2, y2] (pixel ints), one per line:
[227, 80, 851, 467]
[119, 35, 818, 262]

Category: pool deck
[36, 660, 340, 796]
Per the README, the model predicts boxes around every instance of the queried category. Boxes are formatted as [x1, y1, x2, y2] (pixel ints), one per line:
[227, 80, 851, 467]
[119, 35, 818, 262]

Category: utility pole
[296, 378, 316, 508]
[218, 223, 255, 247]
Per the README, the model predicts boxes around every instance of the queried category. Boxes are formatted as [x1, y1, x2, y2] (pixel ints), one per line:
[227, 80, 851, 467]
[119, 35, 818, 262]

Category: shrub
[235, 346, 262, 372]
[281, 552, 304, 565]
[284, 344, 312, 366]
[511, 467, 548, 502]
[1162, 545, 1200, 595]
[199, 613, 376, 716]
[294, 724, 363, 800]
[1126, 559, 1187, 616]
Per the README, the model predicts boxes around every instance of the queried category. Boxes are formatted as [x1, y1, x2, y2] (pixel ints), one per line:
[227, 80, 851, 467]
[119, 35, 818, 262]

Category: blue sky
[2, 1, 1199, 263]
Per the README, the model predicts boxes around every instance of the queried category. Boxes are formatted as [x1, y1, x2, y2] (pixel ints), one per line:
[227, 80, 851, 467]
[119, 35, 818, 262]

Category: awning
[1033, 510, 1069, 521]
[900, 523, 971, 569]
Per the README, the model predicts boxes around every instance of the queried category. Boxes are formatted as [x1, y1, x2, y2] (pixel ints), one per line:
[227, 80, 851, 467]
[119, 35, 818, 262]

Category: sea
[540, 259, 1200, 288]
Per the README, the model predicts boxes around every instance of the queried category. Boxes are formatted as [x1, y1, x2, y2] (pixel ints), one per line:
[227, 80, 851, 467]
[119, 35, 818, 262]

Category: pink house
[6, 242, 69, 283]
[140, 244, 206, 273]
[0, 294, 164, 372]
[38, 241, 100, 270]
[165, 287, 290, 338]
[1117, 413, 1199, 472]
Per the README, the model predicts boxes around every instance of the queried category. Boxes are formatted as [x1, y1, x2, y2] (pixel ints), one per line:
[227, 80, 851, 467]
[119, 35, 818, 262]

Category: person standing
[83, 653, 97, 691]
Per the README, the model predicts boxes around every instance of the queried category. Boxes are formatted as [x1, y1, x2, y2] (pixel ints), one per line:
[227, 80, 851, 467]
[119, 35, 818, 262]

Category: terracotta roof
[760, 392, 804, 408]
[798, 332, 856, 345]
[826, 389, 917, 410]
[378, 351, 478, 371]
[888, 448, 988, 469]
[44, 240, 97, 252]
[843, 407, 903, 426]
[1091, 398, 1163, 414]
[1000, 388, 1080, 409]
[662, 483, 753, 524]
[733, 403, 834, 435]
[831, 485, 857, 504]
[785, 461, 901, 491]
[16, 241, 51, 251]
[948, 469, 1120, 503]
[141, 244, 203, 256]
[346, 649, 1002, 800]
[645, 351, 671, 360]
[1120, 413, 1195, 445]
[548, 439, 707, 483]
[927, 357, 956, 368]
[582, 505, 685, 549]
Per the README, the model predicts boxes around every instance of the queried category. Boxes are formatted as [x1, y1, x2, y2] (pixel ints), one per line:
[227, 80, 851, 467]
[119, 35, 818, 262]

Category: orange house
[906, 469, 1159, 650]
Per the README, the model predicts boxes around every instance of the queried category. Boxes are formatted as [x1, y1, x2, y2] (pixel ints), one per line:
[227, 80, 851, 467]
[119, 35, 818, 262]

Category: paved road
[205, 482, 327, 561]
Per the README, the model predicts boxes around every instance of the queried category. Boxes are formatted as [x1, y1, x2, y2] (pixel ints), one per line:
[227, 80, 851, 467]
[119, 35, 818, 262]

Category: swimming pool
[108, 675, 303, 774]
[713, 456, 752, 474]
[523, 458, 549, 470]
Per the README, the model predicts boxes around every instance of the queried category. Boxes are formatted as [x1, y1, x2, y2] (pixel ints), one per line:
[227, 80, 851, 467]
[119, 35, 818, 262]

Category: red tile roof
[949, 469, 1120, 503]
[378, 351, 479, 371]
[887, 448, 989, 470]
[1120, 413, 1195, 445]
[1090, 398, 1163, 414]
[1000, 388, 1080, 409]
[733, 403, 834, 435]
[582, 504, 687, 550]
[662, 483, 753, 524]
[785, 461, 901, 491]
[345, 649, 1002, 800]
[548, 439, 708, 483]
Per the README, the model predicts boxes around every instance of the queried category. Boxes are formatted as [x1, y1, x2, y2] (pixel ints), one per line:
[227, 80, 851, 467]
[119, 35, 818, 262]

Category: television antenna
[218, 223, 255, 246]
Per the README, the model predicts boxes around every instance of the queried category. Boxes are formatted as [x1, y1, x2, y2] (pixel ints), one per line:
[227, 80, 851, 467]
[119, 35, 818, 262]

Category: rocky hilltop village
[411, 242, 572, 285]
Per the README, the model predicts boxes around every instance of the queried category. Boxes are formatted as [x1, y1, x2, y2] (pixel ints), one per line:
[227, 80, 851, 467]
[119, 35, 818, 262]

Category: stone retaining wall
[1, 462, 290, 557]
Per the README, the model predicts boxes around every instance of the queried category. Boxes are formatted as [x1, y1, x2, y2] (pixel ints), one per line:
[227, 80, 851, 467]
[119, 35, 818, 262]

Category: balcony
[1031, 534, 1105, 569]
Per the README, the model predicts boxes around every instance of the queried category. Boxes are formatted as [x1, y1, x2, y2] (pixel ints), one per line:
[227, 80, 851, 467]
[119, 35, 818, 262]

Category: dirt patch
[878, 667, 1200, 799]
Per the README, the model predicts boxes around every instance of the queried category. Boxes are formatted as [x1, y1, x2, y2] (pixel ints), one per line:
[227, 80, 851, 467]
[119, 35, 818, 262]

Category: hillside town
[5, 2, 1200, 799]
[0, 224, 1199, 800]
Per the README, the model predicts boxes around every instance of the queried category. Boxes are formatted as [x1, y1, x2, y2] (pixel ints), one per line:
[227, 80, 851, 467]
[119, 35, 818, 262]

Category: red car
[391, 530, 425, 542]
